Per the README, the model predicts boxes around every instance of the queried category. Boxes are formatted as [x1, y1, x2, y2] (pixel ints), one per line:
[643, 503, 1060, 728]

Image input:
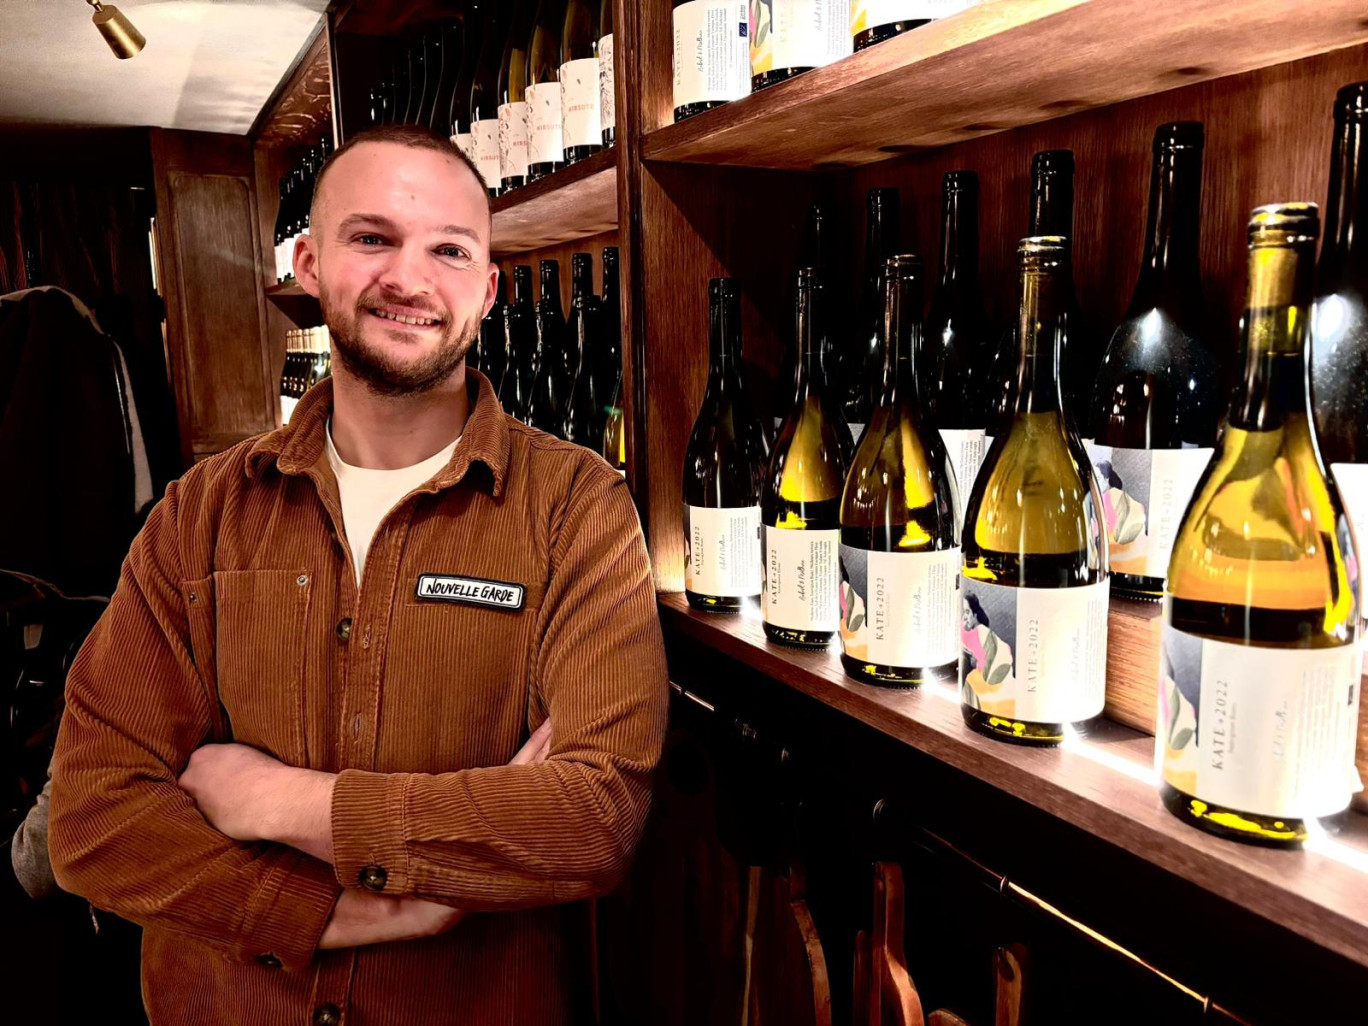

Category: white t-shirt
[325, 422, 460, 584]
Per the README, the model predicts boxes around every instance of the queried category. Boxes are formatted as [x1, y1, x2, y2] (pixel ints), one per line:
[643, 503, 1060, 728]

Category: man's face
[298, 142, 496, 396]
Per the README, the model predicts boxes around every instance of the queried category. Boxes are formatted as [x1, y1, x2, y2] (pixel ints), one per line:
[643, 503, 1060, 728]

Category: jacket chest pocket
[209, 569, 313, 762]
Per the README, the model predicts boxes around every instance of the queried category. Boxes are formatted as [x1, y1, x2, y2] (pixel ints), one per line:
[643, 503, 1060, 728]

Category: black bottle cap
[1153, 121, 1204, 152]
[1031, 149, 1074, 177]
[708, 277, 739, 299]
[513, 264, 532, 282]
[943, 169, 979, 195]
[1335, 81, 1368, 122]
[571, 252, 592, 272]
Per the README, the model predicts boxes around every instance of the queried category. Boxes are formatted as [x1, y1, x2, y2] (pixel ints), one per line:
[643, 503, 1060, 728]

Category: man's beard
[321, 285, 479, 397]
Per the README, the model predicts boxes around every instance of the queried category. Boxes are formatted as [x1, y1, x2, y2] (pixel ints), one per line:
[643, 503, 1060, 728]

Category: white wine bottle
[498, 0, 533, 191]
[750, 0, 853, 93]
[1087, 123, 1221, 602]
[526, 0, 566, 181]
[683, 278, 769, 612]
[841, 188, 900, 440]
[1160, 203, 1360, 847]
[840, 254, 961, 686]
[960, 237, 1109, 746]
[851, 0, 981, 51]
[469, 1, 505, 196]
[598, 0, 615, 147]
[763, 268, 853, 646]
[672, 0, 750, 122]
[560, 0, 602, 164]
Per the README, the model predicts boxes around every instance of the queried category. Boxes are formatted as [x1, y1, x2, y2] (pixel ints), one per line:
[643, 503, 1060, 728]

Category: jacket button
[313, 1004, 341, 1026]
[336, 618, 353, 641]
[255, 953, 282, 969]
[359, 864, 388, 891]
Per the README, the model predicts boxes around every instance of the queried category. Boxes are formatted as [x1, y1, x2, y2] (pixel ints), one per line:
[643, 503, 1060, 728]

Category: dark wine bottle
[452, 2, 486, 151]
[394, 50, 414, 124]
[480, 268, 509, 394]
[411, 37, 430, 126]
[841, 188, 900, 440]
[563, 254, 605, 446]
[598, 246, 622, 417]
[1087, 122, 1220, 602]
[684, 278, 769, 611]
[527, 0, 566, 180]
[751, 0, 851, 92]
[926, 170, 992, 515]
[598, 0, 615, 147]
[272, 175, 290, 283]
[415, 30, 442, 130]
[470, 1, 505, 196]
[530, 259, 571, 435]
[672, 0, 750, 122]
[560, 0, 602, 164]
[377, 75, 396, 124]
[498, 0, 534, 191]
[499, 265, 537, 420]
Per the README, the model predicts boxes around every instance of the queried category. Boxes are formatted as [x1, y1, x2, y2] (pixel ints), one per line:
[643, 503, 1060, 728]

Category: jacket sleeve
[329, 469, 669, 909]
[48, 483, 342, 970]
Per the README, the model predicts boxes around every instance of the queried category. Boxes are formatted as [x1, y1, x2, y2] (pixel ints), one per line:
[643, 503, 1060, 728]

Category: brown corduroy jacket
[48, 370, 669, 1025]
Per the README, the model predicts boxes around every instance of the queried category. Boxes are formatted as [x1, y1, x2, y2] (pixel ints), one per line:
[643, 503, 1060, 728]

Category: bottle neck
[1131, 144, 1202, 310]
[882, 277, 920, 407]
[1030, 173, 1073, 238]
[1322, 112, 1368, 287]
[571, 264, 592, 301]
[513, 273, 533, 306]
[602, 260, 619, 306]
[708, 291, 744, 389]
[864, 201, 898, 287]
[1230, 243, 1315, 431]
[539, 269, 561, 313]
[938, 188, 978, 293]
[1014, 264, 1069, 415]
[794, 284, 826, 401]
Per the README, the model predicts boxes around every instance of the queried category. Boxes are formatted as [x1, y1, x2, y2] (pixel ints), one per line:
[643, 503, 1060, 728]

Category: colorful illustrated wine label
[684, 504, 763, 597]
[1085, 443, 1212, 580]
[559, 57, 601, 148]
[960, 578, 1108, 723]
[939, 427, 987, 515]
[526, 82, 564, 165]
[851, 0, 980, 36]
[673, 0, 751, 110]
[1158, 625, 1361, 818]
[598, 34, 616, 133]
[764, 525, 840, 631]
[750, 0, 852, 76]
[497, 101, 529, 180]
[471, 118, 500, 190]
[839, 546, 960, 668]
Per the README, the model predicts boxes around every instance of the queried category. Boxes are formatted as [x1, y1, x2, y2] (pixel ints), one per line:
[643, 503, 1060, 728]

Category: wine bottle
[673, 0, 751, 122]
[852, 0, 981, 51]
[280, 329, 298, 424]
[763, 268, 853, 646]
[499, 265, 537, 419]
[598, 0, 616, 147]
[480, 268, 509, 395]
[926, 170, 992, 514]
[306, 325, 332, 392]
[560, 0, 602, 164]
[470, 1, 506, 196]
[414, 36, 434, 127]
[600, 247, 625, 471]
[604, 383, 627, 475]
[774, 202, 831, 437]
[1161, 203, 1360, 846]
[414, 30, 441, 130]
[498, 0, 534, 191]
[428, 23, 460, 133]
[530, 259, 571, 434]
[527, 0, 566, 181]
[750, 0, 852, 92]
[454, 3, 486, 152]
[563, 253, 605, 446]
[840, 254, 961, 686]
[960, 236, 1109, 746]
[273, 175, 290, 283]
[842, 188, 900, 439]
[395, 49, 415, 124]
[1087, 123, 1221, 601]
[684, 278, 769, 612]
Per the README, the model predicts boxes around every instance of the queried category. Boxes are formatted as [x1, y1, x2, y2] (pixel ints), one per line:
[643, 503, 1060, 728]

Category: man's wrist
[261, 765, 337, 864]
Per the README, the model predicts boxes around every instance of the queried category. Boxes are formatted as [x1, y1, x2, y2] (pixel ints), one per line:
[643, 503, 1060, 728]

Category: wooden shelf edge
[492, 148, 619, 256]
[641, 0, 1368, 170]
[656, 591, 1368, 970]
[265, 281, 313, 299]
[252, 20, 333, 150]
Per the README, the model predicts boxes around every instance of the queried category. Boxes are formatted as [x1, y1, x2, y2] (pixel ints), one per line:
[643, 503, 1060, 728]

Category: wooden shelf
[265, 280, 310, 299]
[657, 592, 1368, 970]
[641, 0, 1368, 171]
[252, 22, 333, 149]
[491, 148, 618, 257]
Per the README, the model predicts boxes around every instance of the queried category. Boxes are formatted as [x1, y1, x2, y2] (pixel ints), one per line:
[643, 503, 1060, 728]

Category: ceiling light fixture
[87, 0, 146, 60]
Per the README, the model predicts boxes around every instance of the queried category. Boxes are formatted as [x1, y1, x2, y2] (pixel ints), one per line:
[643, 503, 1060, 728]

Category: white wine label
[498, 101, 530, 180]
[598, 34, 616, 133]
[454, 132, 474, 160]
[559, 57, 602, 148]
[526, 82, 564, 165]
[1157, 625, 1361, 818]
[1085, 444, 1212, 580]
[471, 118, 500, 190]
[960, 577, 1108, 723]
[274, 240, 287, 282]
[851, 0, 979, 35]
[1331, 462, 1368, 609]
[752, 0, 852, 76]
[840, 546, 960, 667]
[673, 1, 751, 110]
[281, 395, 297, 425]
[939, 427, 987, 512]
[764, 525, 840, 632]
[685, 504, 762, 597]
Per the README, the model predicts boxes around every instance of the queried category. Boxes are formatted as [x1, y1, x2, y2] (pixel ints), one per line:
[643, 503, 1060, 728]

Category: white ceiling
[0, 0, 329, 134]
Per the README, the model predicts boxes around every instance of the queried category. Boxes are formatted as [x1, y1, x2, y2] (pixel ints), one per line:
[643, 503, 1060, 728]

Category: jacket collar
[245, 367, 511, 498]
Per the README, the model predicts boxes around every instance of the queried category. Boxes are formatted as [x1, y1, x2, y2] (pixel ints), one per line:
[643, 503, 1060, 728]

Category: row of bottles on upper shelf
[475, 246, 625, 464]
[279, 325, 332, 425]
[672, 0, 981, 122]
[365, 0, 614, 197]
[272, 135, 334, 284]
[681, 81, 1368, 850]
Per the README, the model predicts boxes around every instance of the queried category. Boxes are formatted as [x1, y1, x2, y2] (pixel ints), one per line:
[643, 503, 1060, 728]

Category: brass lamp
[87, 0, 146, 59]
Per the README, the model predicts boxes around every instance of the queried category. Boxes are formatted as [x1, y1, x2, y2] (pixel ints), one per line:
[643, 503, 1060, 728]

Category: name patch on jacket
[415, 574, 526, 611]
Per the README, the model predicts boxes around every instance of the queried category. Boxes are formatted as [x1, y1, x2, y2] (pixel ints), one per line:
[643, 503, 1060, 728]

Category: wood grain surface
[492, 149, 619, 256]
[253, 25, 333, 150]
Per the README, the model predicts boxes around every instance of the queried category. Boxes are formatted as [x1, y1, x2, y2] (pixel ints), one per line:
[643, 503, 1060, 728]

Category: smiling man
[48, 124, 668, 1025]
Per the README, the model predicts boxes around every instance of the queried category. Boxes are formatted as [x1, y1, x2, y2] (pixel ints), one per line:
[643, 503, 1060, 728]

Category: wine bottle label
[851, 0, 979, 35]
[471, 118, 501, 190]
[960, 578, 1108, 723]
[559, 58, 601, 148]
[751, 0, 853, 76]
[1331, 463, 1368, 610]
[274, 241, 286, 282]
[673, 1, 751, 110]
[281, 395, 297, 425]
[454, 132, 474, 160]
[498, 101, 530, 180]
[526, 82, 564, 165]
[939, 428, 987, 510]
[1085, 443, 1213, 580]
[1157, 625, 1361, 818]
[764, 525, 840, 631]
[685, 504, 762, 597]
[598, 34, 616, 132]
[840, 546, 960, 667]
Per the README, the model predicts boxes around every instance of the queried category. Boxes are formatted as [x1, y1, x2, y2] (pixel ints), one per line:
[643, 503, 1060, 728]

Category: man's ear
[482, 263, 499, 320]
[296, 234, 322, 299]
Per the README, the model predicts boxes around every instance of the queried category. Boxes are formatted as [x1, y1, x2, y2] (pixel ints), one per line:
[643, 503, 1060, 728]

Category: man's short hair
[310, 123, 493, 237]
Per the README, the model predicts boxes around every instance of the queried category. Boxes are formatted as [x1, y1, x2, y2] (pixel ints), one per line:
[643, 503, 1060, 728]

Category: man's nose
[378, 242, 434, 298]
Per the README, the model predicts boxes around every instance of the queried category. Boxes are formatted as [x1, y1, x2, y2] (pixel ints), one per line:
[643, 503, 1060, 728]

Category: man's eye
[356, 234, 385, 246]
[437, 246, 468, 260]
